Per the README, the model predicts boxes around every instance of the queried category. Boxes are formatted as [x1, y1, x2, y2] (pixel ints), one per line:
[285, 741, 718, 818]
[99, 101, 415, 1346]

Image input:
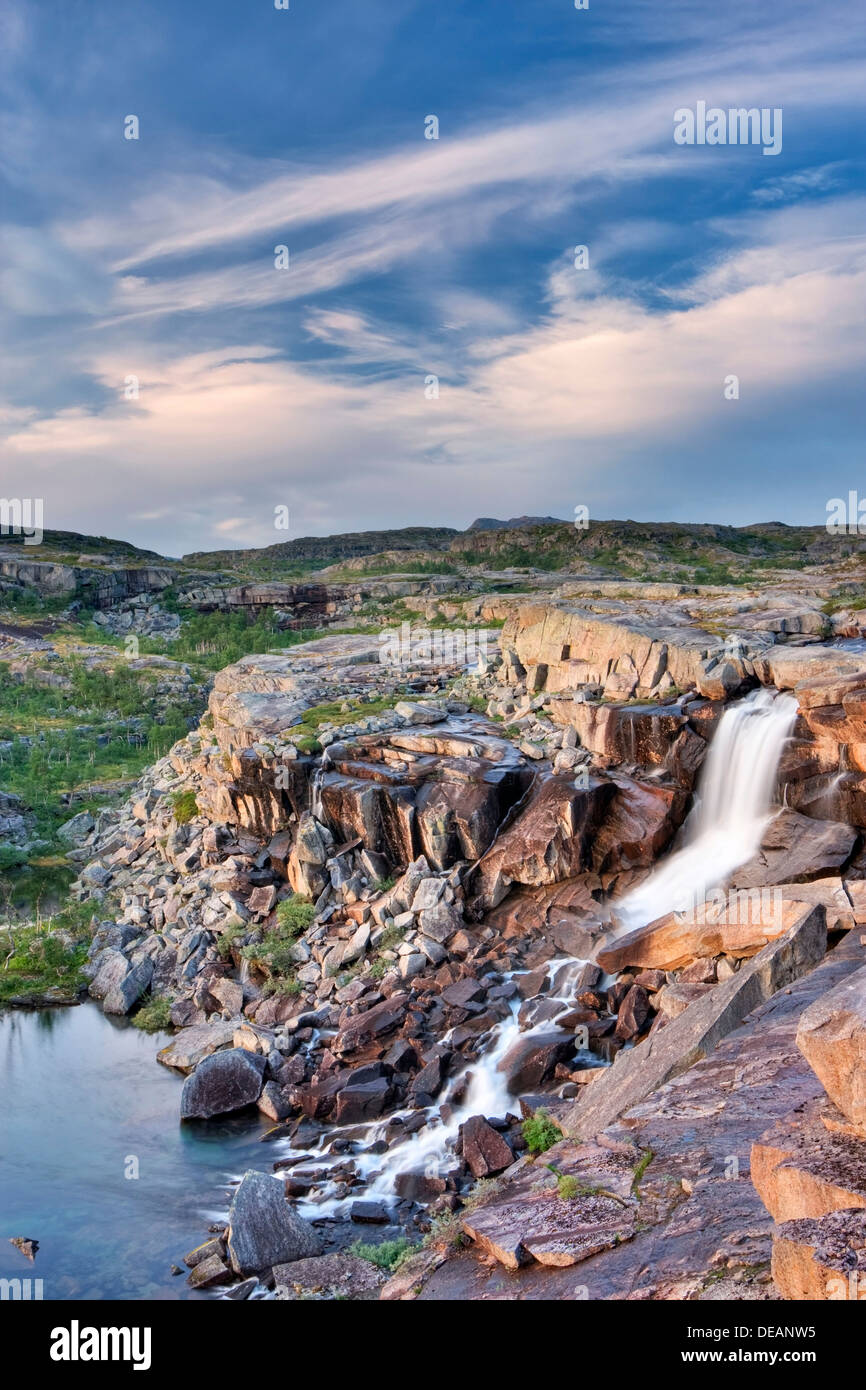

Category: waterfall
[310, 748, 330, 823]
[613, 687, 798, 933]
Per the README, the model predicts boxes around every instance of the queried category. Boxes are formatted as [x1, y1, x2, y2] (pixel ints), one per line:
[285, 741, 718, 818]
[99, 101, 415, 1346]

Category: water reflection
[0, 1003, 271, 1300]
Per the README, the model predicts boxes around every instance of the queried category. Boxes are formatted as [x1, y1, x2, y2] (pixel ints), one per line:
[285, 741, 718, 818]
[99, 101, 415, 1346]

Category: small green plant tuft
[169, 789, 199, 824]
[631, 1146, 655, 1196]
[557, 1174, 579, 1201]
[275, 896, 316, 938]
[350, 1237, 414, 1273]
[132, 995, 173, 1033]
[522, 1108, 562, 1155]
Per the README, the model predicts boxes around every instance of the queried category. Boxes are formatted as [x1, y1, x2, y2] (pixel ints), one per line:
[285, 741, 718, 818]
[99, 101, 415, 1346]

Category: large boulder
[415, 780, 503, 869]
[469, 775, 616, 912]
[57, 811, 95, 845]
[460, 1116, 515, 1178]
[180, 1047, 267, 1119]
[332, 993, 409, 1056]
[731, 810, 857, 887]
[796, 963, 866, 1134]
[227, 1170, 323, 1275]
[103, 959, 153, 1016]
[87, 948, 132, 1001]
[157, 1020, 238, 1072]
[287, 812, 330, 898]
[498, 1031, 575, 1093]
[589, 774, 688, 875]
[599, 897, 815, 974]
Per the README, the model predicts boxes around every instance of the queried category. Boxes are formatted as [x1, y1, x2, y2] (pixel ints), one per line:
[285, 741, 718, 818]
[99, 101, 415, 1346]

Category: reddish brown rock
[441, 978, 487, 1010]
[460, 1137, 639, 1269]
[247, 885, 277, 917]
[599, 897, 812, 974]
[590, 775, 688, 875]
[571, 904, 827, 1140]
[751, 1099, 866, 1222]
[460, 1116, 515, 1178]
[332, 993, 409, 1056]
[772, 1208, 866, 1300]
[634, 968, 668, 991]
[656, 981, 714, 1019]
[498, 1032, 575, 1093]
[731, 810, 857, 888]
[469, 775, 616, 911]
[796, 962, 866, 1134]
[413, 927, 866, 1302]
[553, 702, 687, 766]
[613, 985, 651, 1041]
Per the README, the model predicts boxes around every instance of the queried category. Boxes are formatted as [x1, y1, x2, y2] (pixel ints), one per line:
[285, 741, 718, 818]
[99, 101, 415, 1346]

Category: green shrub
[0, 924, 89, 1004]
[262, 974, 302, 997]
[557, 1174, 579, 1200]
[522, 1108, 562, 1155]
[275, 896, 316, 937]
[169, 789, 198, 824]
[294, 735, 322, 756]
[216, 920, 247, 958]
[350, 1238, 414, 1272]
[378, 925, 405, 952]
[132, 995, 173, 1033]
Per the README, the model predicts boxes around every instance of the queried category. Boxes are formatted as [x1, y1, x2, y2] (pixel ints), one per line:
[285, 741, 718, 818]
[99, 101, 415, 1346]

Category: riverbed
[0, 1003, 272, 1300]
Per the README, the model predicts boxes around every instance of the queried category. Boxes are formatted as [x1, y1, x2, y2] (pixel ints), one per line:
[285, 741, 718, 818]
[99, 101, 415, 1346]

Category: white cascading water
[612, 687, 798, 934]
[280, 958, 591, 1218]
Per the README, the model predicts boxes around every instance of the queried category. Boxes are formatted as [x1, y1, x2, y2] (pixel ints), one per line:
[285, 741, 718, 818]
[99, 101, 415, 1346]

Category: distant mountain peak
[467, 515, 567, 531]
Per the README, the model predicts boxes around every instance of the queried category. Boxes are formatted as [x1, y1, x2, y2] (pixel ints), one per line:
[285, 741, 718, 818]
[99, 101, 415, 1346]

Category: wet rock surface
[409, 922, 866, 1300]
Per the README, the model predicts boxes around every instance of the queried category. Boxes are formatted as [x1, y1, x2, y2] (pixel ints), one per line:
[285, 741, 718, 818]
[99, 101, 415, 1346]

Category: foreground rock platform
[403, 925, 866, 1299]
[571, 904, 826, 1141]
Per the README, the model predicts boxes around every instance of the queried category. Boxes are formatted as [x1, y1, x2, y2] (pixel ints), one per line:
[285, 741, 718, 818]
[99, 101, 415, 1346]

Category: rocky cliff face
[62, 587, 866, 1301]
[0, 554, 175, 606]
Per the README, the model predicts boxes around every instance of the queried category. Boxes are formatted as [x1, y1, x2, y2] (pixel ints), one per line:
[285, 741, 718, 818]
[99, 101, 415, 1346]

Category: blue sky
[1, 0, 865, 555]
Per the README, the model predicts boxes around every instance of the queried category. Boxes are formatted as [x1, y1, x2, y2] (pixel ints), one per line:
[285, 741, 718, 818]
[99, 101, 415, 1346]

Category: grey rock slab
[227, 1170, 323, 1275]
[103, 959, 153, 1016]
[158, 1019, 241, 1072]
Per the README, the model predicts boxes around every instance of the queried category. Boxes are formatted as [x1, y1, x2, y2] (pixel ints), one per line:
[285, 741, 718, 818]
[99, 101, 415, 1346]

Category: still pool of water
[0, 1003, 274, 1300]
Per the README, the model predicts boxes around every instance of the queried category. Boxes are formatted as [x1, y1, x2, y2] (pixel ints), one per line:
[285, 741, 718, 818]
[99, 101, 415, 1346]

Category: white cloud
[4, 197, 864, 547]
